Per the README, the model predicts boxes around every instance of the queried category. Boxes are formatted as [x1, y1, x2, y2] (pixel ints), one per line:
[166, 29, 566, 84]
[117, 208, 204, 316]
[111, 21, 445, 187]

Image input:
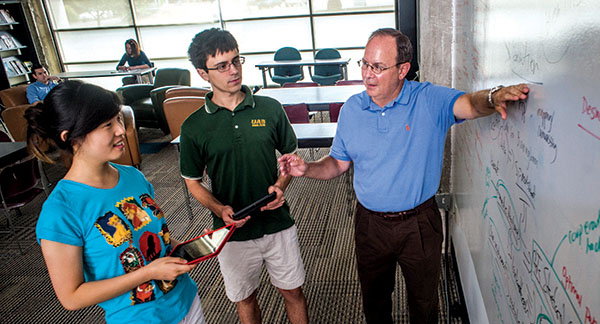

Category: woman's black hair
[25, 80, 121, 164]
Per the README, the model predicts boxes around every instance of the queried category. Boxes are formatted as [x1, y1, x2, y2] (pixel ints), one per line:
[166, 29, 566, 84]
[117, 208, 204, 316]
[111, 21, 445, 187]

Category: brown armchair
[164, 86, 210, 100]
[113, 105, 142, 168]
[0, 85, 141, 167]
[0, 85, 32, 141]
[163, 97, 205, 139]
[163, 86, 209, 139]
[54, 106, 141, 169]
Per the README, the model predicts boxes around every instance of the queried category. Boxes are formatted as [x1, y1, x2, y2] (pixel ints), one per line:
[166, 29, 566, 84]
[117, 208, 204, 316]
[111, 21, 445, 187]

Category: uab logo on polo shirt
[251, 119, 266, 127]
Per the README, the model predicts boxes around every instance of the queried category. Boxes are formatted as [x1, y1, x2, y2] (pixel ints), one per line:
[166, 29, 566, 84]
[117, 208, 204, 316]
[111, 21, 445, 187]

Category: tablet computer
[232, 192, 277, 220]
[170, 224, 235, 264]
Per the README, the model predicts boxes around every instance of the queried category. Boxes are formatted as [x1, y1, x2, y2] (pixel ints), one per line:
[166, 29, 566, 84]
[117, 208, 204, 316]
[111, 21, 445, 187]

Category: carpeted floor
[0, 128, 468, 323]
[139, 141, 170, 154]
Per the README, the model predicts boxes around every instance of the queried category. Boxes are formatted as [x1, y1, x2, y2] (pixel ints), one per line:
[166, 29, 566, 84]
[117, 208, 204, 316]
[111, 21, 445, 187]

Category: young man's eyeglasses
[357, 59, 403, 74]
[206, 56, 245, 73]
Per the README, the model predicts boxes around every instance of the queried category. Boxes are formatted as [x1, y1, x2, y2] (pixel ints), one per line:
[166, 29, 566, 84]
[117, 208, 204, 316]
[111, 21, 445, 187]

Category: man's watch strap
[488, 85, 504, 107]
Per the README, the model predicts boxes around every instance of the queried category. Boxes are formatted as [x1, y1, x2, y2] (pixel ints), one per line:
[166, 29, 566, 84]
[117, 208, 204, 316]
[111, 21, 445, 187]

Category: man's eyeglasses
[357, 59, 403, 74]
[206, 56, 245, 73]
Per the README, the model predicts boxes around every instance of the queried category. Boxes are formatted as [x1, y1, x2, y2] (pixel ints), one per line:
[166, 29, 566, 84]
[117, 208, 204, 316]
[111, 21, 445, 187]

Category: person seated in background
[26, 63, 60, 104]
[116, 38, 152, 85]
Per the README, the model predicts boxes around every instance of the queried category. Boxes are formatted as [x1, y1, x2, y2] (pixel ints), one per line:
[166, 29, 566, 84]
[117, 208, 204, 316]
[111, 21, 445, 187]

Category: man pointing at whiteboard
[278, 28, 529, 324]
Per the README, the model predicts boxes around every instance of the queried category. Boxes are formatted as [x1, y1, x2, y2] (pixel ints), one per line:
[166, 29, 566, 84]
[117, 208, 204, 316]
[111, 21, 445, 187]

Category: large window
[44, 0, 395, 89]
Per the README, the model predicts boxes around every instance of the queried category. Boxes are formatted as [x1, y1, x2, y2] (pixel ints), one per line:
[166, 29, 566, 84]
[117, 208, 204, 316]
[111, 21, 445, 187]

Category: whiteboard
[446, 0, 600, 323]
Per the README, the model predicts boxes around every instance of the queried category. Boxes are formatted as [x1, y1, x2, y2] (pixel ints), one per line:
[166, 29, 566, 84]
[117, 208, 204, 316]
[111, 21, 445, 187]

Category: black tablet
[232, 192, 277, 220]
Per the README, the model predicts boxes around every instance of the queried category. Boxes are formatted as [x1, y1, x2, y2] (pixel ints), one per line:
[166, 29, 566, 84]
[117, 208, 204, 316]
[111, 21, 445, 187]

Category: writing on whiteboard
[579, 97, 600, 141]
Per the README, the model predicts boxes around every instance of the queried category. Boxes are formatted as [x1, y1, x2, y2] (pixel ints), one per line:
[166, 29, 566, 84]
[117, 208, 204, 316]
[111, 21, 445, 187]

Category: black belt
[358, 196, 436, 221]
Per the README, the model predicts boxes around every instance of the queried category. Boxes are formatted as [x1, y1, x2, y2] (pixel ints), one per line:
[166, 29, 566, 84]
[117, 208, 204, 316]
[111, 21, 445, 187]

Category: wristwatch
[488, 85, 504, 107]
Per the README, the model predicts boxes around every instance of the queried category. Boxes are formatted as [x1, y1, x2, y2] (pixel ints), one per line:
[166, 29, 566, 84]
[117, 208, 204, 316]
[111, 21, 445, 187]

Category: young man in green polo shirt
[180, 28, 308, 324]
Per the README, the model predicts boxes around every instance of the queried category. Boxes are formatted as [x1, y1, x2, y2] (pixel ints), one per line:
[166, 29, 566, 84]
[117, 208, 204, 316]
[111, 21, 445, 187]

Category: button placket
[377, 109, 389, 132]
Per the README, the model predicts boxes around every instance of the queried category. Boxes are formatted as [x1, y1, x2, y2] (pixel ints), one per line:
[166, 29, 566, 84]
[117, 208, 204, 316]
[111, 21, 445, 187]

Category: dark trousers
[354, 197, 443, 324]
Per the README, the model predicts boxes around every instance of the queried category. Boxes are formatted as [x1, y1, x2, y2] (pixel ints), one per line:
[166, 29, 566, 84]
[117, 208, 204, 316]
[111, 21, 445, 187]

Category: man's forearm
[304, 156, 348, 180]
[274, 174, 292, 192]
[466, 89, 496, 119]
[184, 178, 224, 217]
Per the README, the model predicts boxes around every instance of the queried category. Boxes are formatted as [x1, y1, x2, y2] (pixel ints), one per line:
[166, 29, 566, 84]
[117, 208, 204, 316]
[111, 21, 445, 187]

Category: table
[292, 122, 337, 148]
[0, 141, 27, 167]
[56, 67, 157, 84]
[171, 123, 337, 148]
[255, 58, 351, 87]
[257, 84, 364, 111]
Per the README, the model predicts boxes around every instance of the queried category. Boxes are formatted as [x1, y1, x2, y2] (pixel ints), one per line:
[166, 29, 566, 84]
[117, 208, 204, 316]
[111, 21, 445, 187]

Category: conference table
[292, 122, 337, 148]
[255, 58, 351, 87]
[171, 123, 337, 148]
[56, 67, 156, 84]
[257, 84, 364, 111]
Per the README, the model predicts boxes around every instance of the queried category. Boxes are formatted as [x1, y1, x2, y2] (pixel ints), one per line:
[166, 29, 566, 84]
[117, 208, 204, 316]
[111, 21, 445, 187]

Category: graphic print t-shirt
[36, 164, 196, 324]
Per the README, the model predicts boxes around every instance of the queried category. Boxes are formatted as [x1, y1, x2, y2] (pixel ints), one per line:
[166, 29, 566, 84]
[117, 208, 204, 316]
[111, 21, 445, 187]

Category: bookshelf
[0, 1, 38, 90]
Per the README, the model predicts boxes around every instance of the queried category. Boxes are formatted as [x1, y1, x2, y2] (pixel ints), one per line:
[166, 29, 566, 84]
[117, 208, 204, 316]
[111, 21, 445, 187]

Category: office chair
[163, 97, 205, 139]
[162, 96, 206, 221]
[283, 103, 310, 124]
[328, 103, 343, 123]
[164, 86, 210, 100]
[270, 47, 303, 86]
[311, 48, 343, 86]
[0, 85, 33, 141]
[0, 156, 48, 254]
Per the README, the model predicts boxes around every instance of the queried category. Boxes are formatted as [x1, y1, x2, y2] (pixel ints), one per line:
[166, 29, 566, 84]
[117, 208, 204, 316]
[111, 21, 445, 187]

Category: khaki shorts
[217, 225, 305, 302]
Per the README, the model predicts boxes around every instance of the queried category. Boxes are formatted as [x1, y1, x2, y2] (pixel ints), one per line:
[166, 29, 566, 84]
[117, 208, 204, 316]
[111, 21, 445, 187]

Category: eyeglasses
[357, 59, 402, 74]
[206, 56, 245, 73]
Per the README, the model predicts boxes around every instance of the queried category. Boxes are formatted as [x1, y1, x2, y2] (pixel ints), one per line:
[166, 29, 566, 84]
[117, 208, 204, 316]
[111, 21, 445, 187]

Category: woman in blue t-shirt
[116, 39, 152, 85]
[25, 81, 205, 324]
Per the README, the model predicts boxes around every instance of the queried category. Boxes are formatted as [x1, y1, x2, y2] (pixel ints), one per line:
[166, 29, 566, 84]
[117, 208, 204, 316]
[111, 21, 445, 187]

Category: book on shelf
[9, 60, 20, 74]
[3, 58, 16, 77]
[2, 56, 26, 77]
[0, 9, 15, 24]
[0, 34, 16, 49]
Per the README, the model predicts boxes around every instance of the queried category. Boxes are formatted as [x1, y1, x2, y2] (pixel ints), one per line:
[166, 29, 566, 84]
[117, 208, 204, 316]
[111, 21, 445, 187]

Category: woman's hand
[144, 256, 196, 281]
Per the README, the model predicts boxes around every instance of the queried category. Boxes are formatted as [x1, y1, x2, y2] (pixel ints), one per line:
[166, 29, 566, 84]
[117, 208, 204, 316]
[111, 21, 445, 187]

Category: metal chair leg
[38, 160, 50, 196]
[2, 208, 24, 255]
[180, 177, 193, 221]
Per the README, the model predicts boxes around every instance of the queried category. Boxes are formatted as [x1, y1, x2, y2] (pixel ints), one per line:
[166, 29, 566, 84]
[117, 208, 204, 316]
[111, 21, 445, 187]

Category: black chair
[117, 68, 191, 134]
[0, 130, 11, 142]
[0, 156, 48, 254]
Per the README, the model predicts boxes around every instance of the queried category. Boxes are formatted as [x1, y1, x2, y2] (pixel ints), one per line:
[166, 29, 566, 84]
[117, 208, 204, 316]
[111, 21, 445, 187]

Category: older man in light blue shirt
[278, 28, 529, 324]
